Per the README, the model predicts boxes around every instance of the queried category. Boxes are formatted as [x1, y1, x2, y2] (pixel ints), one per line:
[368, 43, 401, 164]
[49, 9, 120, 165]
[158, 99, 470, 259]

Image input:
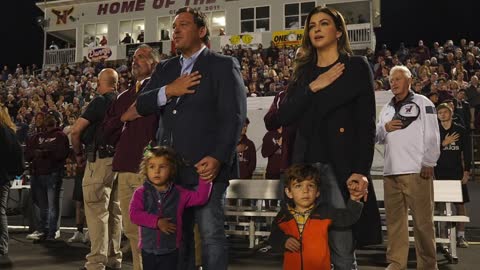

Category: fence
[44, 48, 76, 66]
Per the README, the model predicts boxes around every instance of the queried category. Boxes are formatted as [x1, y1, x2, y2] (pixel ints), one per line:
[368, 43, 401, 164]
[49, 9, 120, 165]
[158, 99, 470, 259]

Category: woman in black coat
[276, 6, 382, 270]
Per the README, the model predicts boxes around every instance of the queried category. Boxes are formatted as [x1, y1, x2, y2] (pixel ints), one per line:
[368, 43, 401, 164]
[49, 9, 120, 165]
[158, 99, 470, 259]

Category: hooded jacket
[129, 179, 211, 254]
[25, 127, 69, 175]
[269, 199, 363, 270]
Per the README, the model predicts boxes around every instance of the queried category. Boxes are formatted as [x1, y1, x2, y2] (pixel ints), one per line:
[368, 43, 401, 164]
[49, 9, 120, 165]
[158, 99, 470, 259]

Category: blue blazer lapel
[190, 48, 209, 74]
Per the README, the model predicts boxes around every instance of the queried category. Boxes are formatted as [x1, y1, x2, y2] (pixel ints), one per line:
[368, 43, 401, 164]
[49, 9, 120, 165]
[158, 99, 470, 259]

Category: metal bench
[225, 179, 283, 248]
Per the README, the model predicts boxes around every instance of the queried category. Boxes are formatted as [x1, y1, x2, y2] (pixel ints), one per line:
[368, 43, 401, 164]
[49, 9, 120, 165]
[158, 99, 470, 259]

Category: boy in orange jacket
[269, 164, 363, 270]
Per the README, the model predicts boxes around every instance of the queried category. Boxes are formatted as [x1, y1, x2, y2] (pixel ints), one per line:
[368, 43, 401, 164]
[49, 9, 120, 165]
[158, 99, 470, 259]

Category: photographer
[71, 68, 122, 270]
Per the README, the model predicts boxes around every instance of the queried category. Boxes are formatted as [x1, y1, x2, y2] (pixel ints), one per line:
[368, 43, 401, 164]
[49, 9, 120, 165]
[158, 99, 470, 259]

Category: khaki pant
[83, 157, 122, 270]
[384, 174, 438, 270]
[118, 172, 144, 270]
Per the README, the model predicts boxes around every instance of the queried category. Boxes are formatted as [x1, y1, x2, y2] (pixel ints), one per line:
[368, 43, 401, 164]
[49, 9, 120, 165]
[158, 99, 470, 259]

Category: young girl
[129, 146, 212, 270]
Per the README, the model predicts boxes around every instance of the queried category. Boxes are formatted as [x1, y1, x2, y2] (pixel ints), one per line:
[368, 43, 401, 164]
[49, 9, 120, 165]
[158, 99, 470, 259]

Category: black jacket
[276, 54, 382, 247]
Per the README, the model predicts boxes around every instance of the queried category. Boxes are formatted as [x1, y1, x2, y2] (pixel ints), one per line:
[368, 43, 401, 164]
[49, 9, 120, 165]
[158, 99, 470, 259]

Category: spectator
[464, 52, 480, 79]
[261, 127, 283, 179]
[269, 164, 363, 270]
[219, 27, 226, 36]
[465, 75, 480, 126]
[374, 80, 384, 91]
[104, 44, 160, 270]
[435, 103, 471, 248]
[137, 30, 144, 43]
[412, 80, 423, 93]
[129, 146, 212, 270]
[376, 65, 440, 270]
[0, 104, 23, 264]
[237, 118, 256, 179]
[454, 89, 471, 129]
[277, 6, 381, 269]
[415, 40, 430, 63]
[395, 42, 409, 63]
[25, 113, 69, 241]
[121, 33, 133, 44]
[99, 36, 108, 46]
[49, 41, 59, 50]
[427, 91, 439, 106]
[132, 7, 247, 270]
[71, 68, 121, 270]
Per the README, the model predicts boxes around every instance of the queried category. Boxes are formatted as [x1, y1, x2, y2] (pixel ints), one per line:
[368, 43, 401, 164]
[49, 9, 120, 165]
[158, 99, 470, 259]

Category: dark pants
[312, 162, 357, 270]
[31, 172, 63, 238]
[179, 182, 228, 270]
[0, 182, 9, 255]
[142, 250, 178, 270]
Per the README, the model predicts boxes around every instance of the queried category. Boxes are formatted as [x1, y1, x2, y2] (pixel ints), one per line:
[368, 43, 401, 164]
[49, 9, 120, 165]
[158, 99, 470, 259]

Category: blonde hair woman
[0, 104, 20, 258]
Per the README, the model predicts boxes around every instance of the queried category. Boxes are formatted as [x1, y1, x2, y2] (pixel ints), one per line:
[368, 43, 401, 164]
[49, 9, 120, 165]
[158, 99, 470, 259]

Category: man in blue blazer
[122, 7, 247, 270]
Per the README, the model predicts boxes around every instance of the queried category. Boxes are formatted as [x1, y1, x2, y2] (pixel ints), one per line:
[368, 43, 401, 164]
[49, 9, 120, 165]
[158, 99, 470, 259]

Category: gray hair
[137, 44, 160, 63]
[390, 65, 412, 79]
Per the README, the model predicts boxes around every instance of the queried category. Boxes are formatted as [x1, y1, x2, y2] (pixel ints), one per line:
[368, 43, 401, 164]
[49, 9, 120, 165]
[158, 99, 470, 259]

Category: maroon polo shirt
[237, 135, 256, 179]
[102, 81, 159, 173]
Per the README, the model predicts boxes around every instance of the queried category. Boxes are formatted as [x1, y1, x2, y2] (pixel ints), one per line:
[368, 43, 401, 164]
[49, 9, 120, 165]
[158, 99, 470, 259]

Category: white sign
[83, 46, 118, 62]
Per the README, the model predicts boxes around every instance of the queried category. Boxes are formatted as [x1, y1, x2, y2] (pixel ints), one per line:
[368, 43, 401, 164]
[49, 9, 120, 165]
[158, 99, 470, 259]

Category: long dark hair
[291, 6, 353, 86]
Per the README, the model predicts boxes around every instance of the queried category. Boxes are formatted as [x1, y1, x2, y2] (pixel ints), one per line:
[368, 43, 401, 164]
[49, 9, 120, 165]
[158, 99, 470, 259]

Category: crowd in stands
[2, 38, 480, 176]
[1, 35, 479, 268]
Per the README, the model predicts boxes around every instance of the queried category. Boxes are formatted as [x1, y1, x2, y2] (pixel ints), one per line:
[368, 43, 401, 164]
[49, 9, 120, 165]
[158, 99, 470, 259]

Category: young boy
[269, 164, 363, 270]
[435, 103, 471, 247]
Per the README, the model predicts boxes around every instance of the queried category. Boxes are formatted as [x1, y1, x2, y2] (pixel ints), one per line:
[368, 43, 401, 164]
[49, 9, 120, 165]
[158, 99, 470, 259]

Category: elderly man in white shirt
[376, 65, 440, 270]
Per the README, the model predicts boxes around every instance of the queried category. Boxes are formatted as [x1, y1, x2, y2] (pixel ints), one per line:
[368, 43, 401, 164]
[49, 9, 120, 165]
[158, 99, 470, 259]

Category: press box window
[240, 6, 270, 33]
[284, 2, 315, 29]
[84, 23, 108, 47]
[119, 19, 145, 44]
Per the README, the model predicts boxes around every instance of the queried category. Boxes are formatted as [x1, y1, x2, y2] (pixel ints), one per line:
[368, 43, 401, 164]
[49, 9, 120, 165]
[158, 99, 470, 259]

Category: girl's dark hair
[291, 6, 352, 87]
[139, 145, 178, 182]
[175, 7, 210, 44]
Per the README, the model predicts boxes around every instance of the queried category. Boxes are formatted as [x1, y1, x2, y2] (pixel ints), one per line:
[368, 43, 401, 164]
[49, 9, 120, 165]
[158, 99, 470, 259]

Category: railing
[44, 48, 76, 65]
[346, 23, 371, 45]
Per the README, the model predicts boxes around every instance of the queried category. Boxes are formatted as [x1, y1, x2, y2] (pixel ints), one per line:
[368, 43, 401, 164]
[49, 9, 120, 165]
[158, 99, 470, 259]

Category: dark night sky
[0, 0, 478, 69]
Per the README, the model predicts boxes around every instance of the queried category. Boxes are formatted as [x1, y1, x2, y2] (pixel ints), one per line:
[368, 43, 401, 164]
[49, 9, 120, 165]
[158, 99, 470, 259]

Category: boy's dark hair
[175, 7, 210, 44]
[139, 145, 179, 182]
[284, 164, 321, 188]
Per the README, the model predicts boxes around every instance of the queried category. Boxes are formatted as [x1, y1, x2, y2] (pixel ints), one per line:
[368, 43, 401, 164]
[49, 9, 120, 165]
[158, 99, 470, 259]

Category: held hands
[385, 120, 403, 132]
[442, 132, 460, 146]
[195, 156, 220, 183]
[346, 173, 369, 202]
[157, 217, 176, 235]
[308, 63, 345, 93]
[420, 166, 434, 179]
[165, 71, 201, 98]
[285, 237, 301, 252]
